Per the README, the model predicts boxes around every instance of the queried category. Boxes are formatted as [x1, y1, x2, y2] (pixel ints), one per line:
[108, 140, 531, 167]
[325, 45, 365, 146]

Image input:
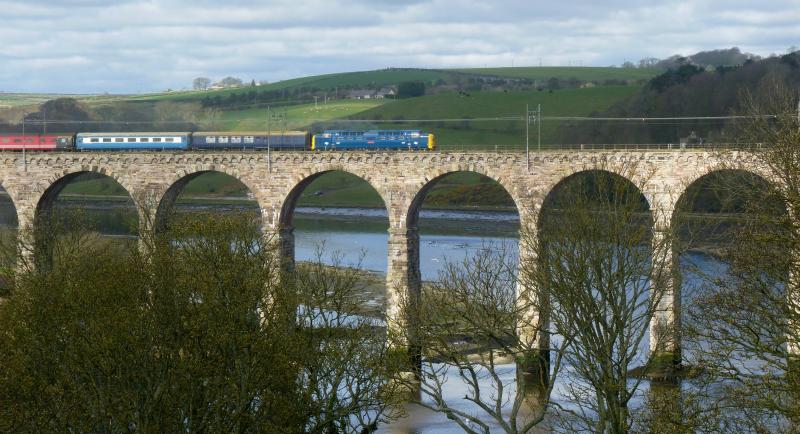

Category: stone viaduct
[0, 149, 778, 364]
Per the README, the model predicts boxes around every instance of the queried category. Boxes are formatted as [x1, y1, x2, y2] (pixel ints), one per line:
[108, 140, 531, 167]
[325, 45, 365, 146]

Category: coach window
[219, 136, 229, 144]
[103, 138, 112, 143]
[91, 138, 99, 143]
[165, 138, 174, 143]
[206, 136, 216, 143]
[231, 136, 242, 144]
[153, 138, 162, 143]
[127, 138, 135, 142]
[115, 138, 124, 143]
[244, 136, 254, 144]
[141, 138, 150, 143]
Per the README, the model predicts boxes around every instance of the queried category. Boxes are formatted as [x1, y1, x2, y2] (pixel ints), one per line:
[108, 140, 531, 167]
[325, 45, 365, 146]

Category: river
[0, 198, 750, 432]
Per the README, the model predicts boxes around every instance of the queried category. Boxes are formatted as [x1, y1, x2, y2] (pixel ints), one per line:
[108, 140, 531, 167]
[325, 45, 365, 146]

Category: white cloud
[0, 0, 797, 92]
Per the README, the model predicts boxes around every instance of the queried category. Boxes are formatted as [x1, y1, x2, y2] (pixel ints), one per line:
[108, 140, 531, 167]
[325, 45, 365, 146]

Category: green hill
[350, 85, 640, 149]
[123, 66, 656, 105]
[450, 66, 661, 81]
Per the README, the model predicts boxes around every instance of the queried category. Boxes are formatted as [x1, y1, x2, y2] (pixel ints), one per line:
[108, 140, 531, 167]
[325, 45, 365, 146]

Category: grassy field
[217, 99, 388, 131]
[130, 69, 462, 103]
[450, 66, 661, 81]
[352, 85, 640, 149]
[124, 66, 656, 104]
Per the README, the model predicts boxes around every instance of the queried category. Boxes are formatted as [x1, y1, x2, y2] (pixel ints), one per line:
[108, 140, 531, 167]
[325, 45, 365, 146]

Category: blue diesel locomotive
[312, 130, 435, 151]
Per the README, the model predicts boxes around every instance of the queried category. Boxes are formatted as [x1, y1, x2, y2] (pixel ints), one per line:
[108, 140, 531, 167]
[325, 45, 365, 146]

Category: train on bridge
[0, 130, 436, 152]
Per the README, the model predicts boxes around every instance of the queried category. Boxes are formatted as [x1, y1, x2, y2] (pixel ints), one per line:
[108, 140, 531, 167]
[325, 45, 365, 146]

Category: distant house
[375, 87, 397, 99]
[347, 90, 374, 100]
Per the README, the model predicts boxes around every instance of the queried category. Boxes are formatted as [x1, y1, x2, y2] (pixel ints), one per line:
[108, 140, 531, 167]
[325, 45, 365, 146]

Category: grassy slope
[130, 69, 459, 103]
[353, 85, 640, 149]
[450, 66, 661, 81]
[120, 66, 655, 104]
[217, 99, 387, 131]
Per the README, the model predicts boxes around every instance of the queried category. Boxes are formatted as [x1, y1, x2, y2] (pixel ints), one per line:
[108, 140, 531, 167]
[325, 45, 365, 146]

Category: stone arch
[277, 167, 389, 229]
[0, 181, 22, 231]
[32, 168, 140, 268]
[154, 168, 265, 232]
[672, 167, 782, 226]
[670, 167, 787, 363]
[405, 166, 523, 230]
[34, 167, 139, 223]
[539, 166, 653, 228]
[274, 167, 390, 273]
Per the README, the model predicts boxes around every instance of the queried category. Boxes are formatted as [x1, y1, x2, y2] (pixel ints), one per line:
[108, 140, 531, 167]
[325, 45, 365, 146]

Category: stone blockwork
[0, 149, 774, 361]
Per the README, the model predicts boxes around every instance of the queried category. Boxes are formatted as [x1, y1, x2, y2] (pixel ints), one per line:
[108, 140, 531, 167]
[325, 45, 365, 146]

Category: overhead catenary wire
[8, 114, 786, 125]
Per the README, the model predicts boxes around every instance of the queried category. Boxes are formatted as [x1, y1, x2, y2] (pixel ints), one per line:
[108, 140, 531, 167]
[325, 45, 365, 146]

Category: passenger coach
[0, 133, 73, 151]
[76, 132, 190, 150]
[192, 131, 309, 150]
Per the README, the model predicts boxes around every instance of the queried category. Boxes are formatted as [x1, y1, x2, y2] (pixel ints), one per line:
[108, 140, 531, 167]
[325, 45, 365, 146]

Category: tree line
[557, 50, 800, 145]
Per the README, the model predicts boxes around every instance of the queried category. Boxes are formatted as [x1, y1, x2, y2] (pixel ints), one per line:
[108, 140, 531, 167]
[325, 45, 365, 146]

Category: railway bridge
[0, 149, 782, 365]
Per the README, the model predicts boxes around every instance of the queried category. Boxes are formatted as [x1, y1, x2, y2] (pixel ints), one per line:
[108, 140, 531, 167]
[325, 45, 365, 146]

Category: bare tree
[395, 243, 567, 433]
[679, 79, 800, 430]
[193, 77, 211, 90]
[528, 163, 676, 432]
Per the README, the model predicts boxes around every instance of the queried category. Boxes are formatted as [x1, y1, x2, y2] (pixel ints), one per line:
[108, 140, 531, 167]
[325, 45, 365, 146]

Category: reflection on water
[0, 199, 756, 431]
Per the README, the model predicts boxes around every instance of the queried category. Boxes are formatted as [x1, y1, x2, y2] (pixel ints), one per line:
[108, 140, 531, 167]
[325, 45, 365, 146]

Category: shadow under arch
[672, 168, 787, 365]
[277, 169, 389, 266]
[406, 170, 521, 231]
[537, 169, 658, 368]
[34, 170, 139, 269]
[402, 168, 521, 313]
[0, 184, 20, 281]
[540, 169, 652, 226]
[0, 183, 20, 230]
[672, 168, 784, 249]
[154, 170, 263, 233]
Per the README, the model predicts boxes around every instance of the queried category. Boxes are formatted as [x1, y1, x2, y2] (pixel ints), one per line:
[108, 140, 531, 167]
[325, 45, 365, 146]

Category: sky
[0, 0, 798, 94]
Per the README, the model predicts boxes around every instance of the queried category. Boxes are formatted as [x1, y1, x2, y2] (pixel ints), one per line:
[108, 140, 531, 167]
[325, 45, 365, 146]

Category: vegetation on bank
[557, 51, 800, 144]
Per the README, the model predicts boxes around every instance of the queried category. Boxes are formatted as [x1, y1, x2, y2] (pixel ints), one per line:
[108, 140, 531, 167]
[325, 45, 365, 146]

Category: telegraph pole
[22, 117, 27, 172]
[525, 104, 530, 171]
[266, 105, 271, 172]
[537, 104, 541, 152]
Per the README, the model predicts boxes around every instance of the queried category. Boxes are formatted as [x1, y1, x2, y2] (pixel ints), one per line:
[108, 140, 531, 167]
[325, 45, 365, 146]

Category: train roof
[77, 132, 190, 136]
[0, 133, 74, 136]
[320, 129, 422, 133]
[194, 131, 308, 136]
